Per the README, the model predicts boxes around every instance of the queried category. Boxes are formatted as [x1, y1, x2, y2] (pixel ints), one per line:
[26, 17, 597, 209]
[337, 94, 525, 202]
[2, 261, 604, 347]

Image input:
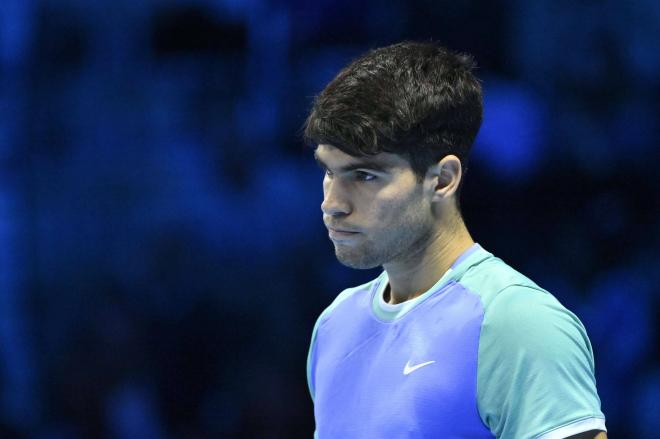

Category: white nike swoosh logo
[403, 360, 436, 375]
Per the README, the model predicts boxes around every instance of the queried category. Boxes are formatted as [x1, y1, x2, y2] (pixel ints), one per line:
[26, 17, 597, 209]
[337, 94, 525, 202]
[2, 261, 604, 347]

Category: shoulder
[475, 286, 604, 438]
[315, 275, 381, 328]
[459, 254, 546, 309]
[480, 284, 592, 360]
[458, 253, 588, 343]
[309, 274, 382, 355]
[306, 275, 382, 400]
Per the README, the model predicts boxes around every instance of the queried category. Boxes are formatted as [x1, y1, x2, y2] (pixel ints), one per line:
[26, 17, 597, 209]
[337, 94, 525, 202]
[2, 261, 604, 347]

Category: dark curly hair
[304, 41, 483, 183]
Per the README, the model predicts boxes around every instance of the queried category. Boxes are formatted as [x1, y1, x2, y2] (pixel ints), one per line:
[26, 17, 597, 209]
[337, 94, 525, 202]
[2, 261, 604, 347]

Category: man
[304, 42, 607, 438]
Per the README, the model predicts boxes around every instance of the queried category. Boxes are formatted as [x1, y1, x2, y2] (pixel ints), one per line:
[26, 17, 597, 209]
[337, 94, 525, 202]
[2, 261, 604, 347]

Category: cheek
[369, 194, 425, 230]
[356, 175, 424, 226]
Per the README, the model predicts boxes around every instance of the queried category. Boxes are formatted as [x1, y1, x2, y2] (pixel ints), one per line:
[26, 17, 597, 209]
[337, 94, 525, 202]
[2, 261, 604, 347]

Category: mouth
[327, 227, 360, 240]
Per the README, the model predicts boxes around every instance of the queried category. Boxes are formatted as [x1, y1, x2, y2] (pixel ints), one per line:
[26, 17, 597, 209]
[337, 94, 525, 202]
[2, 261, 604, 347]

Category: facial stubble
[332, 195, 434, 270]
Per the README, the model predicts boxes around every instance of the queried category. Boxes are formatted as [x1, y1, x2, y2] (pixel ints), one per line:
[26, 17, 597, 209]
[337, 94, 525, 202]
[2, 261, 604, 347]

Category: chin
[335, 249, 382, 270]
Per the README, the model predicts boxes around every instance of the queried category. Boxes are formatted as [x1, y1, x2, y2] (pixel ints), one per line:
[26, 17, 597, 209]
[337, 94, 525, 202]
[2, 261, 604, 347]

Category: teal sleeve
[476, 285, 605, 438]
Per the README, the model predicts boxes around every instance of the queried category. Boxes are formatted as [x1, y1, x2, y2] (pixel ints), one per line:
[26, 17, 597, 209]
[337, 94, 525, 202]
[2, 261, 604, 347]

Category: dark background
[0, 0, 658, 438]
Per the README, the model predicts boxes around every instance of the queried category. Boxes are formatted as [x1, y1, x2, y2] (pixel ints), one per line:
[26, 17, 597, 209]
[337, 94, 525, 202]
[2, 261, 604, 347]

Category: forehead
[314, 144, 410, 171]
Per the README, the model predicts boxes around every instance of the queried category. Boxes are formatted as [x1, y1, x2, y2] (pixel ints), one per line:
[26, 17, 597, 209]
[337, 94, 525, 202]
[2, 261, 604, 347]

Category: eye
[355, 171, 376, 181]
[322, 168, 334, 180]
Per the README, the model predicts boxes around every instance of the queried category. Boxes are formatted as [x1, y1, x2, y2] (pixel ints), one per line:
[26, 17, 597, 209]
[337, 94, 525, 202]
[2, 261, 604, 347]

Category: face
[315, 144, 435, 269]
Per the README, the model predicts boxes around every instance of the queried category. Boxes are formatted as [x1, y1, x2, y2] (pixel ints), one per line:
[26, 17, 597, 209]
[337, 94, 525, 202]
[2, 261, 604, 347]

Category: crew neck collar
[371, 243, 491, 322]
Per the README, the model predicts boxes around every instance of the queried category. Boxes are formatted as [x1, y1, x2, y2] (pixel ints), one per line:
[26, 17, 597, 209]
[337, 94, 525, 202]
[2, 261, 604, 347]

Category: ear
[426, 155, 463, 202]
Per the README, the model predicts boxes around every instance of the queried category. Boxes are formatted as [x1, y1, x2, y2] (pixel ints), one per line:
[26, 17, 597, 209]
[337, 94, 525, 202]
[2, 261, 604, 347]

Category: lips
[327, 227, 360, 240]
[328, 227, 358, 234]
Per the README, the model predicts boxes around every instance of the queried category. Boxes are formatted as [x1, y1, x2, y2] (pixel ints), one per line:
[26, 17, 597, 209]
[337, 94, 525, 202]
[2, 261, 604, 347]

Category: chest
[313, 297, 492, 438]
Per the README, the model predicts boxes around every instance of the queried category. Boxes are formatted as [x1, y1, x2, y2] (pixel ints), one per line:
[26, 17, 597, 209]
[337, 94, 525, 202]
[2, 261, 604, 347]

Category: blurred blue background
[0, 0, 658, 437]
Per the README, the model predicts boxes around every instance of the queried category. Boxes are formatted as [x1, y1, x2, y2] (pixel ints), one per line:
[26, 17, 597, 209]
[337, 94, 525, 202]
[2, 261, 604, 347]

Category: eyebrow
[313, 152, 393, 173]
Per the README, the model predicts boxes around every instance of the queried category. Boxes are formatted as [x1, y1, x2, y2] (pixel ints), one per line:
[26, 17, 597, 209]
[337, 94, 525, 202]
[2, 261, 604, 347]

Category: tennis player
[304, 42, 607, 438]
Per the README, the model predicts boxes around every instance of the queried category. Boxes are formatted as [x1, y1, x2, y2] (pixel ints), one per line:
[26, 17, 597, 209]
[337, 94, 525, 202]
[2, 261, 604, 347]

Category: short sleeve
[476, 285, 606, 439]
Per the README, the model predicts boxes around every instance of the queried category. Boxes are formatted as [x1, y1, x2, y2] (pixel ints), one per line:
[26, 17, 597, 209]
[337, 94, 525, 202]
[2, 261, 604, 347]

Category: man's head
[304, 42, 483, 269]
[304, 41, 483, 184]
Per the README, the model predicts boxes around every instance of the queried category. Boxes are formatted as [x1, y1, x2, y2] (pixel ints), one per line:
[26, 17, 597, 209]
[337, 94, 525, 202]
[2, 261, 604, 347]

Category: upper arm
[476, 286, 606, 438]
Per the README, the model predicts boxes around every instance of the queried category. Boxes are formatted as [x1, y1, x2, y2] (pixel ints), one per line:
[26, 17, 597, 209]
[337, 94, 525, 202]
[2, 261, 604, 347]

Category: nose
[321, 177, 351, 217]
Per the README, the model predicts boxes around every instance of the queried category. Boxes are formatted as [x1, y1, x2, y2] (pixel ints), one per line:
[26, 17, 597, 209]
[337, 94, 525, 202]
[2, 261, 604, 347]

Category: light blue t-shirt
[307, 244, 606, 438]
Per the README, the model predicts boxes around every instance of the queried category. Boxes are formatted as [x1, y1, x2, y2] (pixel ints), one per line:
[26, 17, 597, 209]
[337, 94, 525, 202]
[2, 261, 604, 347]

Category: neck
[383, 216, 474, 305]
